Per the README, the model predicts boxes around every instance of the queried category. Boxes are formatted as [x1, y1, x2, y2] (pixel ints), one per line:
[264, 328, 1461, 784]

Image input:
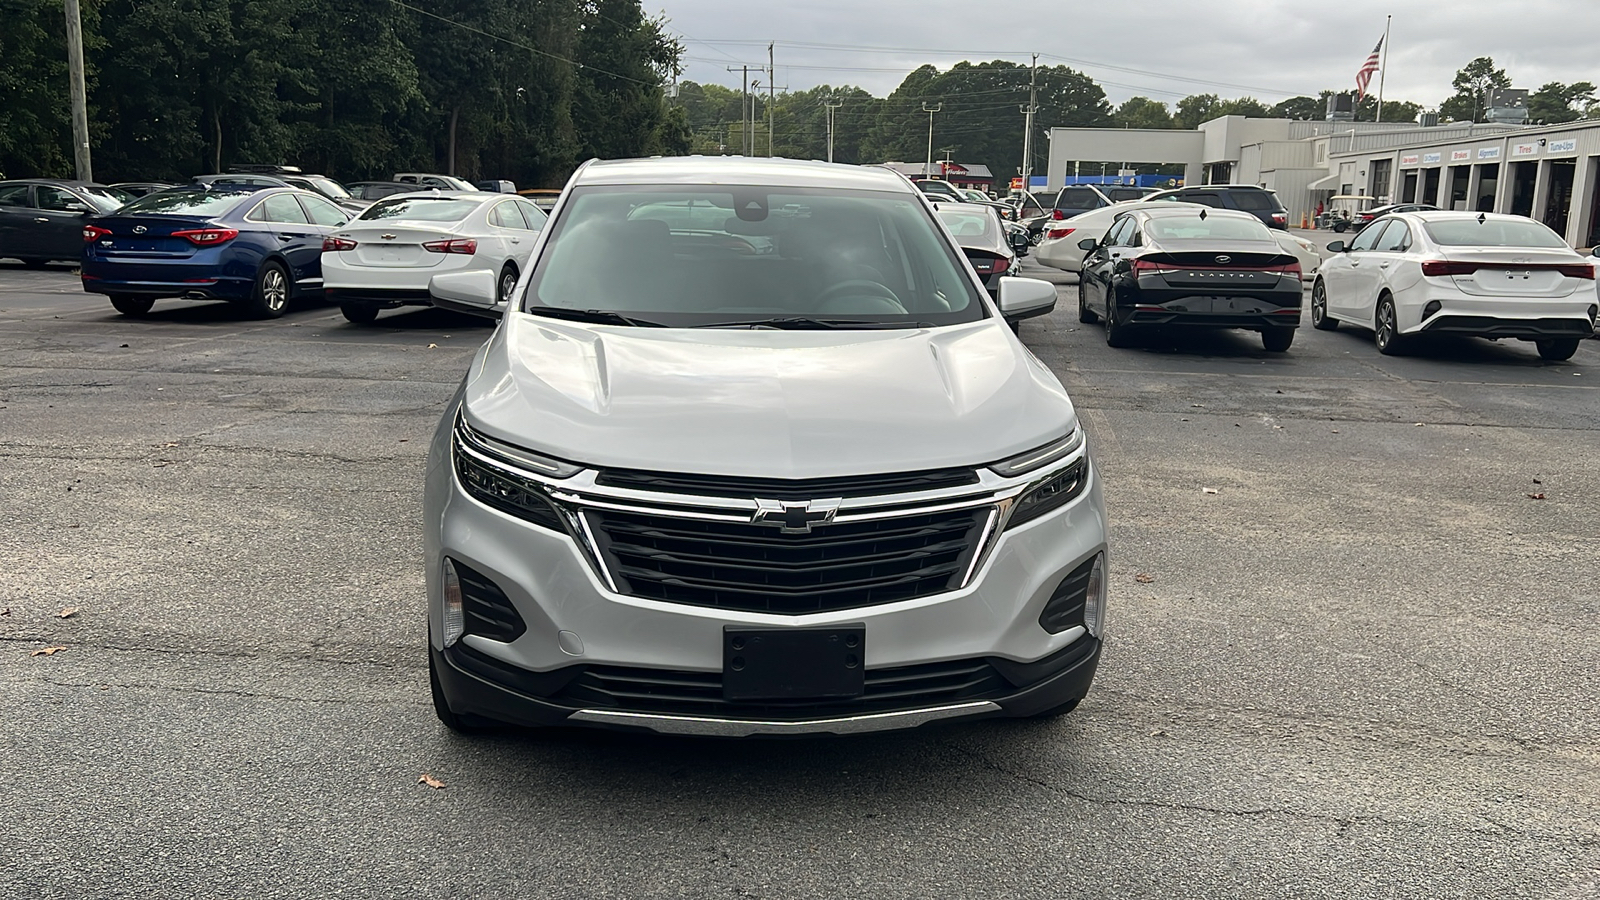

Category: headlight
[989, 429, 1083, 478]
[1006, 457, 1088, 529]
[452, 413, 576, 531]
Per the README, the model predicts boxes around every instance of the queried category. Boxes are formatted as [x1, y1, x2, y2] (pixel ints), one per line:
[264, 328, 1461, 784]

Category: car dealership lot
[2, 260, 1596, 897]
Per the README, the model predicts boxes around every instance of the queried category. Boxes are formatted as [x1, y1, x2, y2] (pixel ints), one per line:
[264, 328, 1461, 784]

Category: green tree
[0, 0, 86, 177]
[1173, 94, 1220, 129]
[1269, 96, 1322, 120]
[1528, 81, 1596, 124]
[1439, 57, 1510, 123]
[1113, 97, 1174, 129]
[1214, 97, 1271, 118]
[571, 0, 684, 160]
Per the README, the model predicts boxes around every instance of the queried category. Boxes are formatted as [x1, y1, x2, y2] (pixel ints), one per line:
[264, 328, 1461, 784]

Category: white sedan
[1037, 198, 1319, 280]
[1312, 211, 1597, 360]
[322, 191, 547, 324]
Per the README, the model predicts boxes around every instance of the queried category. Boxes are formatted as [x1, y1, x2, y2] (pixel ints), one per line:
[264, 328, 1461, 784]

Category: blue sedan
[81, 186, 350, 318]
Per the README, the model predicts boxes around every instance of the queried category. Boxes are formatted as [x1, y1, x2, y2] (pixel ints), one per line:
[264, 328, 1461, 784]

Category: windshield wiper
[528, 307, 665, 327]
[693, 316, 936, 330]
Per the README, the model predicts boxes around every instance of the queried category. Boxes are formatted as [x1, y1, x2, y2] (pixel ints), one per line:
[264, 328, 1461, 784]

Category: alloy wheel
[262, 268, 287, 312]
[1310, 280, 1336, 330]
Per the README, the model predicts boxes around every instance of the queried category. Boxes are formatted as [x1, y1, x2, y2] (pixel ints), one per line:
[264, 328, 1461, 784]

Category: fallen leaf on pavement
[30, 646, 67, 657]
[1202, 488, 1219, 495]
[0, 608, 10, 616]
[1527, 493, 1546, 500]
[1135, 573, 1154, 584]
[1532, 478, 1542, 484]
[1414, 422, 1425, 427]
[418, 773, 445, 789]
[427, 343, 438, 349]
[57, 606, 80, 619]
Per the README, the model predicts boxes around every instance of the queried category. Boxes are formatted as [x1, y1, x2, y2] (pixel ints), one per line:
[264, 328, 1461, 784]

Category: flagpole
[1375, 15, 1391, 123]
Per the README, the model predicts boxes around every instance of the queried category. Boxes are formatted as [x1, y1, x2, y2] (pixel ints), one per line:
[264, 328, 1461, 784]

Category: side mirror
[429, 270, 502, 319]
[1009, 231, 1030, 252]
[1325, 240, 1346, 253]
[997, 276, 1056, 317]
[1078, 238, 1099, 251]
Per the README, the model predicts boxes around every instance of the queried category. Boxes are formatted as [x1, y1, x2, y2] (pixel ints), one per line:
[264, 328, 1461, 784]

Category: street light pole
[727, 65, 749, 155]
[823, 96, 843, 163]
[1019, 53, 1037, 196]
[922, 102, 941, 178]
[64, 0, 92, 181]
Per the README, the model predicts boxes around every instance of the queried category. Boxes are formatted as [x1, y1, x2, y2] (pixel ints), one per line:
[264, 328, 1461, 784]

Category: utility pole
[727, 65, 750, 155]
[64, 0, 92, 181]
[1019, 53, 1038, 197]
[768, 43, 775, 157]
[823, 96, 844, 162]
[922, 102, 941, 178]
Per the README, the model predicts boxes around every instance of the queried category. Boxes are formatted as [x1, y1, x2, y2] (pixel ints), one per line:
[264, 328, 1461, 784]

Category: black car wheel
[1261, 327, 1295, 352]
[247, 261, 290, 319]
[498, 263, 519, 304]
[1310, 279, 1337, 330]
[340, 301, 381, 325]
[1535, 337, 1581, 361]
[109, 295, 155, 317]
[1077, 280, 1098, 324]
[1333, 221, 1348, 233]
[1104, 301, 1136, 348]
[1374, 294, 1406, 355]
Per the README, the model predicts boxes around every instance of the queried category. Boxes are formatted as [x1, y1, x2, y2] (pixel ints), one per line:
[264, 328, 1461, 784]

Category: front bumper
[424, 403, 1110, 736]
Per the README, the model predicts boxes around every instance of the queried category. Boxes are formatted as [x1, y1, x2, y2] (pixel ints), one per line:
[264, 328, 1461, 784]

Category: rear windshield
[1147, 214, 1275, 242]
[527, 185, 987, 328]
[1103, 188, 1150, 203]
[1230, 191, 1283, 211]
[1422, 218, 1569, 248]
[1056, 188, 1101, 209]
[116, 190, 249, 216]
[935, 207, 999, 241]
[359, 197, 480, 222]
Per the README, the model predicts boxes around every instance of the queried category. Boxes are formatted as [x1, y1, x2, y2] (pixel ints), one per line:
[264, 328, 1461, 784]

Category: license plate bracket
[723, 625, 865, 701]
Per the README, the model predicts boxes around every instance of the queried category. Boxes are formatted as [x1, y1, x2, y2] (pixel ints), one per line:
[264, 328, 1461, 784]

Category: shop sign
[1512, 143, 1539, 157]
[1451, 149, 1472, 161]
[1400, 154, 1420, 165]
[1548, 138, 1578, 154]
[1478, 147, 1500, 159]
[1422, 152, 1442, 164]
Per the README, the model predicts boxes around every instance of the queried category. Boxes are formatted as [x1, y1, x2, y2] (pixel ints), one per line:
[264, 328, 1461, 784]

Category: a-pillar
[1531, 159, 1554, 224]
[1567, 155, 1598, 248]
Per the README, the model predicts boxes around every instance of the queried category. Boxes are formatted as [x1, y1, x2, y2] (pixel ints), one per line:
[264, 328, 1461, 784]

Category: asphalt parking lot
[2, 259, 1597, 898]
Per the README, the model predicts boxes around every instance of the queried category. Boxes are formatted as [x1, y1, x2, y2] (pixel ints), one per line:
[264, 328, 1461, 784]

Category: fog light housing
[1423, 300, 1442, 320]
[1039, 552, 1106, 635]
[441, 558, 465, 647]
[1588, 304, 1597, 323]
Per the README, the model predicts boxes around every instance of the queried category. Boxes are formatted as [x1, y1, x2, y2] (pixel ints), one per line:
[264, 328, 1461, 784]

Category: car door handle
[510, 238, 521, 244]
[278, 234, 296, 241]
[1379, 262, 1391, 268]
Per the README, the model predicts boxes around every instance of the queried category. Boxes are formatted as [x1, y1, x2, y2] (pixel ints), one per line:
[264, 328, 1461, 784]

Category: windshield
[1147, 214, 1275, 242]
[1423, 218, 1570, 248]
[359, 197, 480, 222]
[526, 185, 988, 328]
[116, 190, 250, 216]
[935, 207, 999, 242]
[80, 187, 128, 213]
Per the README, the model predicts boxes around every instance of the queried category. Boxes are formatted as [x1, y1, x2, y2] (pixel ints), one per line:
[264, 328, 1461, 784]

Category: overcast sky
[657, 0, 1600, 111]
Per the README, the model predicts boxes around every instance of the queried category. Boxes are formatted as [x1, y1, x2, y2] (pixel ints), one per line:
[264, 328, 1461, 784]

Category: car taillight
[172, 228, 239, 246]
[1556, 263, 1596, 279]
[422, 238, 477, 254]
[82, 225, 111, 242]
[323, 236, 358, 251]
[1046, 226, 1075, 241]
[1271, 212, 1287, 223]
[1421, 260, 1476, 277]
[1051, 209, 1066, 220]
[1130, 259, 1177, 275]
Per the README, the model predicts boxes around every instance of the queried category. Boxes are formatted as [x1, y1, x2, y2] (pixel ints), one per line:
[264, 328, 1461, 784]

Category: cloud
[661, 0, 1600, 110]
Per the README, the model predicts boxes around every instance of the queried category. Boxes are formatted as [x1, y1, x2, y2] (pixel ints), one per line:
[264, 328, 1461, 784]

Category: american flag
[1355, 36, 1384, 100]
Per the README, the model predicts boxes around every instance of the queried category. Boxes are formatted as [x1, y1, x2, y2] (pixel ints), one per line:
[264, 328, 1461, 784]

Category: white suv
[423, 157, 1108, 737]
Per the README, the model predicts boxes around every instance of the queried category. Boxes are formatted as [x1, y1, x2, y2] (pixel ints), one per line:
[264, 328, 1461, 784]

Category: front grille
[589, 507, 990, 614]
[592, 466, 979, 500]
[553, 656, 1010, 719]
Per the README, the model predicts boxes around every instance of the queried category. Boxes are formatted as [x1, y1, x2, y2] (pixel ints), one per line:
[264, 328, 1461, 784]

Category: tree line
[0, 0, 686, 186]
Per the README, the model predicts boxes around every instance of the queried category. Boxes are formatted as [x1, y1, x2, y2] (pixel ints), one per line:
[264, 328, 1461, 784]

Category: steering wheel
[816, 279, 904, 310]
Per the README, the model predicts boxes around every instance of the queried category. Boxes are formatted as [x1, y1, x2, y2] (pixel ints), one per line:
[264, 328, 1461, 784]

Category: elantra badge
[752, 498, 841, 534]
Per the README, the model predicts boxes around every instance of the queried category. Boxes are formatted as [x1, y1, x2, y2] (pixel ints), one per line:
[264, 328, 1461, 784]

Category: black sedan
[0, 179, 129, 266]
[1077, 206, 1303, 352]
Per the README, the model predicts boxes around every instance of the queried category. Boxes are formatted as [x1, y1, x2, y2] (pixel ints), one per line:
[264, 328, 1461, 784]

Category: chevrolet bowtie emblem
[751, 498, 842, 534]
[381, 233, 396, 240]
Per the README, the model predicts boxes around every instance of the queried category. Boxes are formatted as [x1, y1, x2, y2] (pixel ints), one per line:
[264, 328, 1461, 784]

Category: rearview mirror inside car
[429, 270, 501, 318]
[1078, 238, 1098, 251]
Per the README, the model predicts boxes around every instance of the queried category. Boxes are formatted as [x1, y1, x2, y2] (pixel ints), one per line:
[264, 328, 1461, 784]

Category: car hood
[462, 314, 1077, 478]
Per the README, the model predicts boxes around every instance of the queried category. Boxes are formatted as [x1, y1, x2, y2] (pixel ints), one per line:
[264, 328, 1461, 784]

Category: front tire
[1536, 337, 1581, 361]
[1310, 279, 1337, 330]
[1077, 280, 1098, 323]
[110, 295, 155, 317]
[340, 301, 381, 325]
[247, 261, 290, 319]
[1261, 327, 1295, 352]
[1374, 294, 1406, 356]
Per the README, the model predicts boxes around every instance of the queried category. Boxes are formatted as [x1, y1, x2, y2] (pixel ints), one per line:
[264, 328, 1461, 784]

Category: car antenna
[1477, 212, 1486, 224]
